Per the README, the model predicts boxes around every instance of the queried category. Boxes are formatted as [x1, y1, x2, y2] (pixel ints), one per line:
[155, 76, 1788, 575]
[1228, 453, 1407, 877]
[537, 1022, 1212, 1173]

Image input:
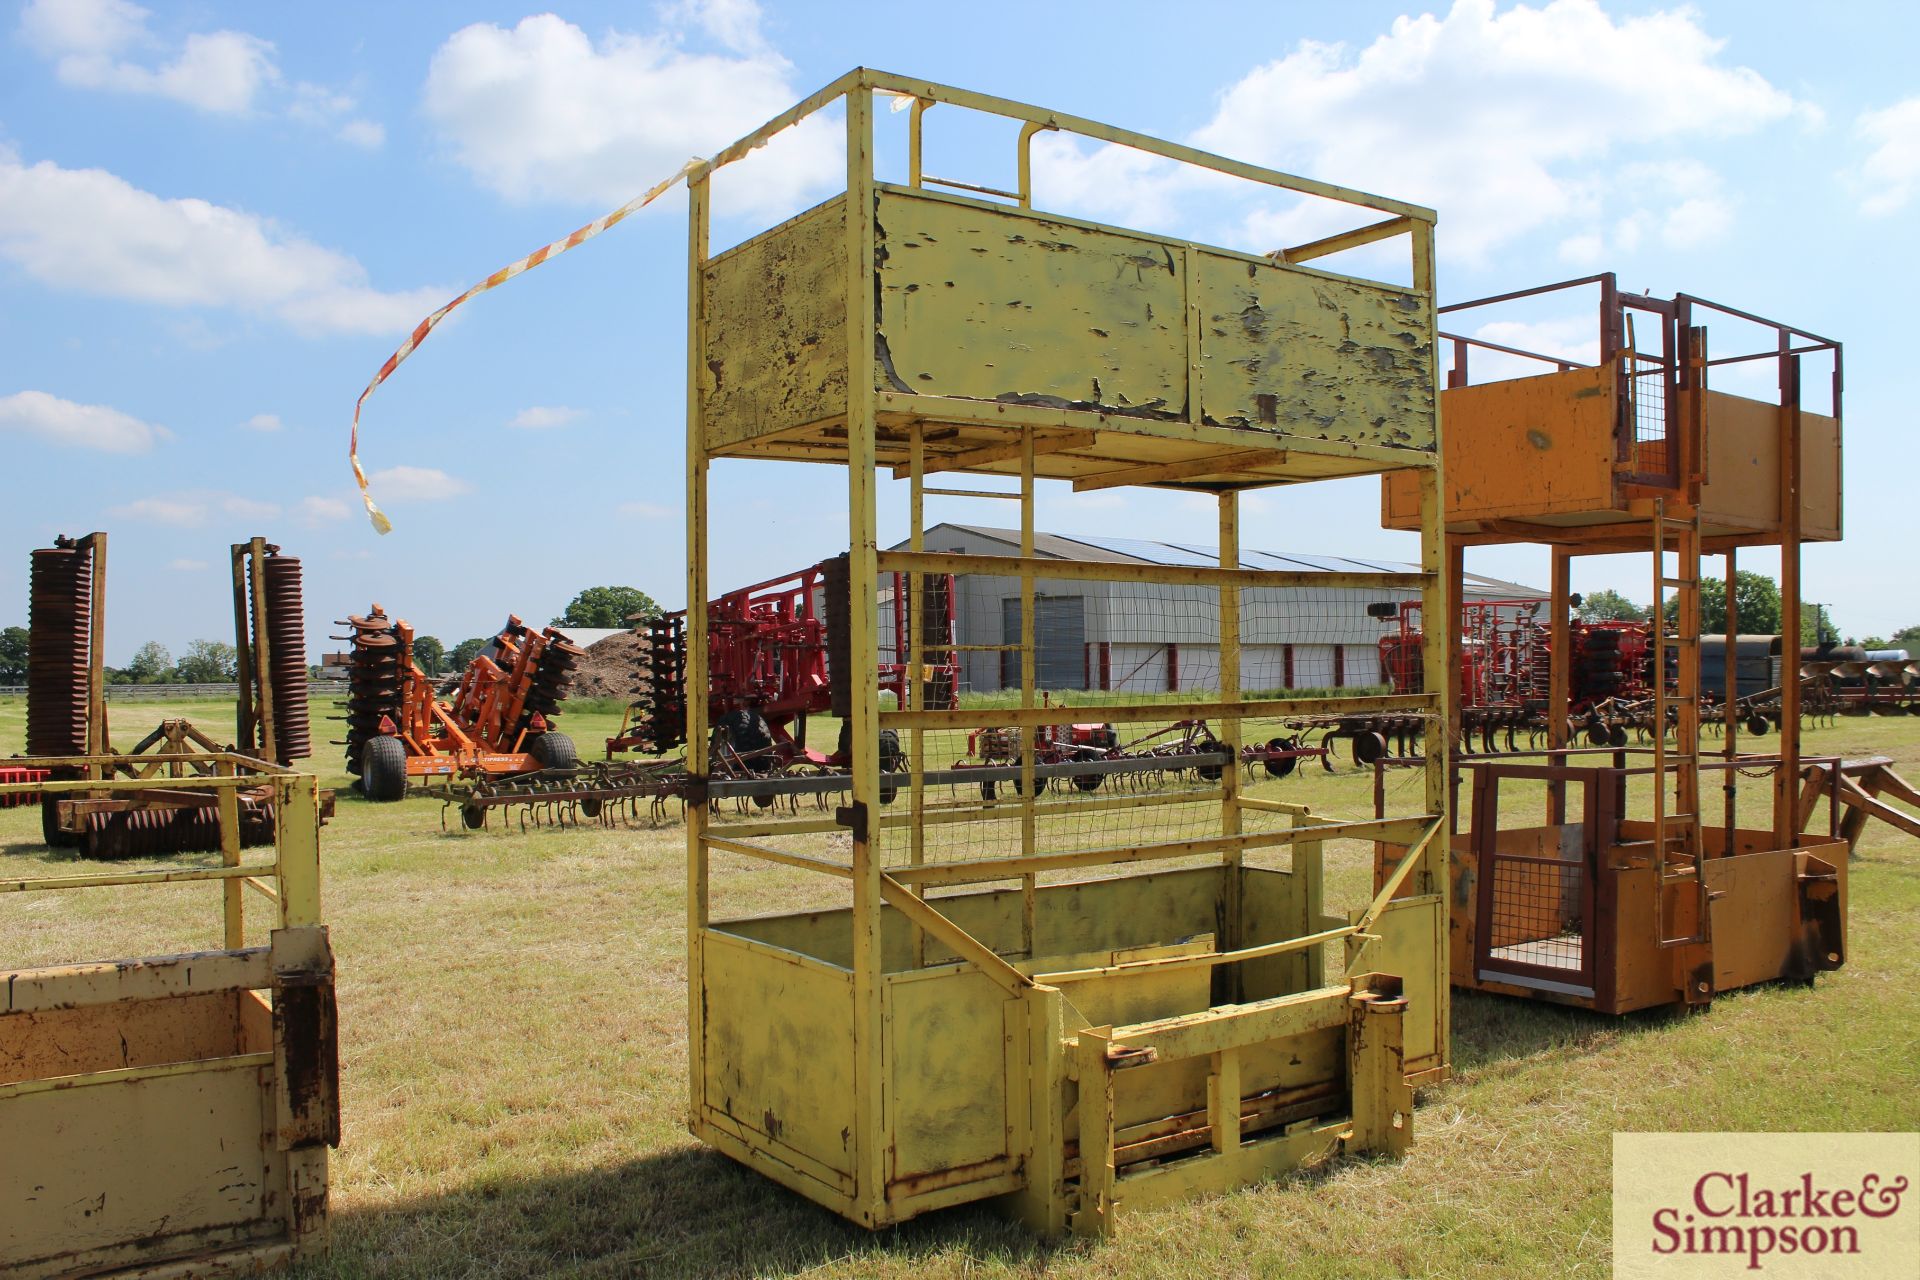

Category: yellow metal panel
[699, 931, 856, 1179]
[1699, 394, 1841, 540]
[701, 196, 849, 450]
[1345, 895, 1444, 1074]
[0, 1063, 285, 1275]
[885, 969, 1015, 1190]
[873, 189, 1188, 416]
[1195, 252, 1433, 448]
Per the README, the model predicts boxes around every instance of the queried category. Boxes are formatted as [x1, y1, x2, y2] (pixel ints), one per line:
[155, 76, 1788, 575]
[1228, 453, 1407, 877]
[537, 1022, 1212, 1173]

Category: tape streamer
[350, 157, 703, 534]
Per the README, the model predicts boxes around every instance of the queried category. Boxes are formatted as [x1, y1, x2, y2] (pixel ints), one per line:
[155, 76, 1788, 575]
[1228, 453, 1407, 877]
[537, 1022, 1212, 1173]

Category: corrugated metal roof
[909, 524, 1544, 598]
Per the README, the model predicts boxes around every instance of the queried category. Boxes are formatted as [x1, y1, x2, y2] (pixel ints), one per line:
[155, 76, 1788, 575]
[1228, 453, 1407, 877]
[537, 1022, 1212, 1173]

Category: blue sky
[2, 0, 1915, 662]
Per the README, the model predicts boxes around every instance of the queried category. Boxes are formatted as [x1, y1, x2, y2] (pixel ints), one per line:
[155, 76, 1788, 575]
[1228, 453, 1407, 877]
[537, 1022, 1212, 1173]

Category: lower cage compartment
[692, 862, 1431, 1234]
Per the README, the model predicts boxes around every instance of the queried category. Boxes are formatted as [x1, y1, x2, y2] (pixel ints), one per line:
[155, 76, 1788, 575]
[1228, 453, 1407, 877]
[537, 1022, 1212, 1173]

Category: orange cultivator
[338, 607, 583, 800]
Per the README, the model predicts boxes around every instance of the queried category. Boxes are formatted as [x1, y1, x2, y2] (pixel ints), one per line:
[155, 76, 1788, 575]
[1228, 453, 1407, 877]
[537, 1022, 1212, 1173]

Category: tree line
[1576, 572, 1916, 650]
[0, 586, 666, 686]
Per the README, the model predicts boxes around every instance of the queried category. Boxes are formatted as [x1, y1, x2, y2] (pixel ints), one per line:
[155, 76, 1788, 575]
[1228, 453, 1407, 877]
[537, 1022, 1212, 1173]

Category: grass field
[3, 695, 1916, 1279]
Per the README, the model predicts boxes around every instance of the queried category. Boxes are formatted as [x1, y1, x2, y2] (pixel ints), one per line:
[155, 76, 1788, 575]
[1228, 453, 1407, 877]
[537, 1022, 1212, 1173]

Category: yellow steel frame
[0, 755, 335, 1276]
[684, 69, 1449, 1236]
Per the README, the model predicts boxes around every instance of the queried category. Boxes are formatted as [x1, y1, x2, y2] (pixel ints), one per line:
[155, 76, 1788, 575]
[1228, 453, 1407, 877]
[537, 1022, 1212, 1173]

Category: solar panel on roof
[1064, 535, 1221, 567]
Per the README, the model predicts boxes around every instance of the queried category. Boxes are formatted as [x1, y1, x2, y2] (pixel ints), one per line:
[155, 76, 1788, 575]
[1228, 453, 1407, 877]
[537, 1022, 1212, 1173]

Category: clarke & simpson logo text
[1613, 1133, 1919, 1279]
[1649, 1170, 1908, 1270]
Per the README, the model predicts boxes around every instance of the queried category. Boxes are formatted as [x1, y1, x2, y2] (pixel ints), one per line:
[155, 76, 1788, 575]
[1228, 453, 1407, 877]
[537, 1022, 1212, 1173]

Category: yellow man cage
[1, 756, 337, 1277]
[684, 69, 1451, 1236]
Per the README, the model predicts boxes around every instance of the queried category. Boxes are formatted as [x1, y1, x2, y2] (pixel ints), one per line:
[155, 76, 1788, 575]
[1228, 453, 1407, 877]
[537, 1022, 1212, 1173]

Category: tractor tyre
[361, 735, 409, 802]
[530, 731, 577, 771]
[717, 709, 774, 767]
[878, 729, 903, 805]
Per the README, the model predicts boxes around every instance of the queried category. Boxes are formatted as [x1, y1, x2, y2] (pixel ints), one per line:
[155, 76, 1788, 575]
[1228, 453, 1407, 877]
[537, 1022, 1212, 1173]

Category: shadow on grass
[1446, 987, 1676, 1080]
[309, 1146, 1080, 1280]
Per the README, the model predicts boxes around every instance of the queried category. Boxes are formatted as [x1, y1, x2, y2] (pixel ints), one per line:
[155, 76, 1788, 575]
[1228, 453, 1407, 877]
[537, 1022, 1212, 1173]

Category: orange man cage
[1384, 274, 1846, 1012]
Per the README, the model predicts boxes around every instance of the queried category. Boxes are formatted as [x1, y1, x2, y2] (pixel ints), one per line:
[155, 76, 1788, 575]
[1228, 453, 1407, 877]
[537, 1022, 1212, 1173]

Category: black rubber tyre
[529, 731, 577, 771]
[1072, 772, 1104, 792]
[361, 734, 408, 802]
[717, 709, 773, 767]
[1608, 724, 1629, 748]
[1586, 724, 1612, 747]
[461, 801, 487, 830]
[1745, 713, 1771, 736]
[979, 780, 998, 801]
[578, 796, 603, 818]
[40, 795, 79, 849]
[1352, 732, 1387, 766]
[1264, 737, 1298, 779]
[878, 730, 903, 805]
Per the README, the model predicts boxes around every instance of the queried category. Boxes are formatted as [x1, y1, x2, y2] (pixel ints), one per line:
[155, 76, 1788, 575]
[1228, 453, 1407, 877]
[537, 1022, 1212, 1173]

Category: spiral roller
[261, 552, 311, 762]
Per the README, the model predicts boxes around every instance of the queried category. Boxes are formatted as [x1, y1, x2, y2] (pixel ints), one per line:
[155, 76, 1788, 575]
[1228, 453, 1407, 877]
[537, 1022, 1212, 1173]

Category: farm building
[893, 524, 1544, 695]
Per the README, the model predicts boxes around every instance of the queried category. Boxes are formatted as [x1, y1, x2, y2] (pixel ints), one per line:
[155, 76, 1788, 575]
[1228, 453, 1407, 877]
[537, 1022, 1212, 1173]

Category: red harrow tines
[607, 557, 960, 769]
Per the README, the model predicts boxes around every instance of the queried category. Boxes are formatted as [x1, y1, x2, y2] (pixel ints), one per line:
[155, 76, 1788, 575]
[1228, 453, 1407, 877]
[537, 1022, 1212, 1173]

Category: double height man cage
[683, 70, 1451, 1235]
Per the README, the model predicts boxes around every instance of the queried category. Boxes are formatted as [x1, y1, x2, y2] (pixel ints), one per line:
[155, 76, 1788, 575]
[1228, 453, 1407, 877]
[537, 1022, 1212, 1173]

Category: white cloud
[0, 389, 170, 452]
[299, 495, 352, 525]
[109, 490, 279, 526]
[336, 118, 386, 149]
[618, 500, 674, 519]
[20, 1, 383, 141]
[0, 147, 444, 335]
[166, 558, 208, 571]
[422, 6, 838, 216]
[1854, 95, 1920, 216]
[242, 412, 282, 432]
[19, 0, 278, 115]
[368, 466, 469, 501]
[510, 405, 584, 429]
[1031, 0, 1804, 264]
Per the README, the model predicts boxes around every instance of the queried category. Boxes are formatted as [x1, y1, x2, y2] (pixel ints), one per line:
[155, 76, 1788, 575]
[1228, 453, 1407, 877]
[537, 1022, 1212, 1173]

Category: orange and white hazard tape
[349, 157, 703, 533]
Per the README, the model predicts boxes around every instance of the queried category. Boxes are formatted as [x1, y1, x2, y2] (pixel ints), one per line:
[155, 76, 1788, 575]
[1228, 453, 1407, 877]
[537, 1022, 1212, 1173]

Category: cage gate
[1468, 763, 1610, 999]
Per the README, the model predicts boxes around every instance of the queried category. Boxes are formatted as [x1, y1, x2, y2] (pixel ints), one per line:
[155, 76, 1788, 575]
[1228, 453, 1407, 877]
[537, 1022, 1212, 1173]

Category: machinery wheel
[530, 731, 577, 771]
[717, 709, 774, 766]
[1608, 724, 1629, 748]
[40, 796, 79, 849]
[578, 796, 603, 818]
[1072, 772, 1104, 792]
[1352, 732, 1387, 766]
[1745, 713, 1771, 736]
[979, 779, 998, 801]
[461, 801, 487, 830]
[1264, 737, 1298, 779]
[361, 735, 409, 802]
[1012, 772, 1050, 796]
[878, 730, 903, 805]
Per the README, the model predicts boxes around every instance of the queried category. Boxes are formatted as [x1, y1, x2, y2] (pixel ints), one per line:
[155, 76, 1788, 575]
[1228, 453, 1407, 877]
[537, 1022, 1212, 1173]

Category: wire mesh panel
[1485, 854, 1586, 972]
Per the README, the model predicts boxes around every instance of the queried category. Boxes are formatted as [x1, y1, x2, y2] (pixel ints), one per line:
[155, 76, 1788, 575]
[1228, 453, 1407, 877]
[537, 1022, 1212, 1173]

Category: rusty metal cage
[683, 69, 1452, 1237]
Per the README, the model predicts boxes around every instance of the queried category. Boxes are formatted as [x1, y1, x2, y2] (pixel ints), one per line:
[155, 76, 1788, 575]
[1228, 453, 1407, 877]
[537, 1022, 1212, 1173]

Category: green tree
[175, 639, 238, 683]
[554, 586, 660, 630]
[1664, 571, 1781, 635]
[1576, 589, 1645, 622]
[126, 640, 173, 683]
[1890, 624, 1920, 650]
[448, 637, 489, 671]
[412, 635, 447, 675]
[0, 626, 28, 684]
